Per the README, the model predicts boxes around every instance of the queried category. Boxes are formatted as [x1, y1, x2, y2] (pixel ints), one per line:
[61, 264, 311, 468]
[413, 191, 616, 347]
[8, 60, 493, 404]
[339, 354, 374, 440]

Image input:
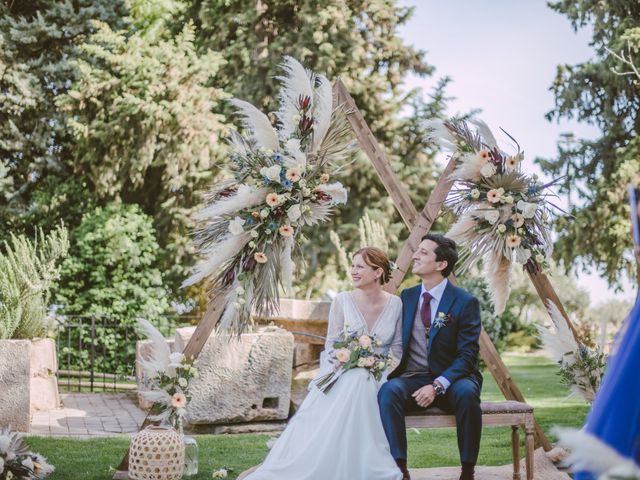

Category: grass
[27, 353, 589, 479]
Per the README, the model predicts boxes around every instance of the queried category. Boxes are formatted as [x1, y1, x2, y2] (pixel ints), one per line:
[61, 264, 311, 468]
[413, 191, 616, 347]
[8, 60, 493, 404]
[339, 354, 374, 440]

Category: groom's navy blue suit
[378, 280, 483, 465]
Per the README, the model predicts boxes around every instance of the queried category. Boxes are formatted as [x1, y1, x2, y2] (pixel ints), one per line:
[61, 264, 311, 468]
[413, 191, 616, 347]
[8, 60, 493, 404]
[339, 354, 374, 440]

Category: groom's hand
[412, 385, 436, 408]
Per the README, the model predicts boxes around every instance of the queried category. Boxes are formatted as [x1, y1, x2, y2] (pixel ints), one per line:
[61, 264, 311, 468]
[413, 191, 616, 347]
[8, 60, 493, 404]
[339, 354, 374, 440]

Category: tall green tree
[540, 1, 640, 286]
[0, 0, 128, 235]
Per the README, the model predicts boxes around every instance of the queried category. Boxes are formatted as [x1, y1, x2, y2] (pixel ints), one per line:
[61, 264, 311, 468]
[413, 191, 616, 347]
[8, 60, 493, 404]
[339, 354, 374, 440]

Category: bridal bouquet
[183, 57, 353, 333]
[315, 330, 390, 393]
[426, 119, 560, 314]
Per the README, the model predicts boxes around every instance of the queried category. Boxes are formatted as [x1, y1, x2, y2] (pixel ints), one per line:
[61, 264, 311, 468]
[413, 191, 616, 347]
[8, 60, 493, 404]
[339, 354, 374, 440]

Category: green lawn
[27, 353, 589, 479]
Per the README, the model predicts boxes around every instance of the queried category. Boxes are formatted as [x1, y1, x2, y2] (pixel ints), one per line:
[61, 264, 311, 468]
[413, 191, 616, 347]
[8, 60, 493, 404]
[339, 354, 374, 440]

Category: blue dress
[575, 295, 640, 479]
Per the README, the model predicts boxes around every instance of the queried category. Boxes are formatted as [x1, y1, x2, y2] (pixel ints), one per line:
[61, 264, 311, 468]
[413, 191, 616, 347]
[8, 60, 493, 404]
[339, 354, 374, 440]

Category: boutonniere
[433, 312, 453, 330]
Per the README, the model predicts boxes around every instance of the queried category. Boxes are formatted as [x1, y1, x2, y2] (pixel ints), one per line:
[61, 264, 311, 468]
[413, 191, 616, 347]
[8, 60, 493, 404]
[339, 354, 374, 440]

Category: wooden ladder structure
[113, 78, 581, 478]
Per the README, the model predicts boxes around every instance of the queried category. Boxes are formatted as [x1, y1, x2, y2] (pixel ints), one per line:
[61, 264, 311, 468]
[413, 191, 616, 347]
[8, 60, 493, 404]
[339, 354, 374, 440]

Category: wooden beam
[385, 157, 457, 293]
[333, 79, 419, 228]
[112, 290, 229, 479]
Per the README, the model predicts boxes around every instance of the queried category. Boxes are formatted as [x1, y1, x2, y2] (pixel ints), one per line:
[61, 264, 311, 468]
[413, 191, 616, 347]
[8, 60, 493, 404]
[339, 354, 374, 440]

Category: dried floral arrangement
[426, 119, 560, 314]
[182, 57, 352, 332]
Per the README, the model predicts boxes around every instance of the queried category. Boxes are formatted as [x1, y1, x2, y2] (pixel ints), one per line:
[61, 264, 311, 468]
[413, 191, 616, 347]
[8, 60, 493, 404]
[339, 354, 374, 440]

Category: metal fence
[51, 315, 194, 392]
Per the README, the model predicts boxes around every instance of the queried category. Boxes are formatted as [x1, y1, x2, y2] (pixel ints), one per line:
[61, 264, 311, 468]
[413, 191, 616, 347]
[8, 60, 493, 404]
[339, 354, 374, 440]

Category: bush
[53, 203, 171, 374]
[0, 225, 68, 339]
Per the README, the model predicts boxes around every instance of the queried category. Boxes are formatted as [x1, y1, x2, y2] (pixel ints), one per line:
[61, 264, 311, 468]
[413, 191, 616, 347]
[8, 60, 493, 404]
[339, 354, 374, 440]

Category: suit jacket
[389, 280, 482, 384]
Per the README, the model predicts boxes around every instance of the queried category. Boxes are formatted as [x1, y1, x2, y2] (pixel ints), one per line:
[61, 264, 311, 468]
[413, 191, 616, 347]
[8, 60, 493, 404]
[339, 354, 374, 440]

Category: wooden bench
[406, 400, 535, 480]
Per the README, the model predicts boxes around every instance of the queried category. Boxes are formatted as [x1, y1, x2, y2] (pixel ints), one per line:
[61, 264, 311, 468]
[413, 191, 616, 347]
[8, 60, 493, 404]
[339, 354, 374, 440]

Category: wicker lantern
[129, 425, 185, 480]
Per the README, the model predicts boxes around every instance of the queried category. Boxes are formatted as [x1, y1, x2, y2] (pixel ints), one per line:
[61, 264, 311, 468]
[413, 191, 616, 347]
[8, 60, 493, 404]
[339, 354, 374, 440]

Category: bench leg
[525, 416, 535, 480]
[511, 425, 521, 480]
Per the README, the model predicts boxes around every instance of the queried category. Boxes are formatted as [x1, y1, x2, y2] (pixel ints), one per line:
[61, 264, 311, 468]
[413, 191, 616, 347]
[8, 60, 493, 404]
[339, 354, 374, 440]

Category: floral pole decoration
[426, 119, 562, 314]
[0, 427, 54, 480]
[137, 319, 198, 432]
[182, 57, 352, 333]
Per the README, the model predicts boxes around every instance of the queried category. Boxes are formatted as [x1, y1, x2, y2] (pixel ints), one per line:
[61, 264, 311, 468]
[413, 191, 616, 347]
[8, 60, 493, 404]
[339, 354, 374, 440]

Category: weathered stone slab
[0, 340, 31, 431]
[176, 326, 294, 425]
[30, 338, 59, 412]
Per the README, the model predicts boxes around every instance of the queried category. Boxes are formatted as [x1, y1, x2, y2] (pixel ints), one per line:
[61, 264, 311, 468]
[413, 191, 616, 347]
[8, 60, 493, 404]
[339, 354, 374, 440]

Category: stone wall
[0, 338, 59, 432]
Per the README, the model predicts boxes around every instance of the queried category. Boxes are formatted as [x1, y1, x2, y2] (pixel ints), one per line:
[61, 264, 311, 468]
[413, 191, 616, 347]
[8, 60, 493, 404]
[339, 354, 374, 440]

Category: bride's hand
[412, 385, 436, 408]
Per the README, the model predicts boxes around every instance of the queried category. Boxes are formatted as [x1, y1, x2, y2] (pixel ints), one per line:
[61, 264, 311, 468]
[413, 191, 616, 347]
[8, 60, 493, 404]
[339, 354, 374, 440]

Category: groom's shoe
[395, 458, 411, 480]
[459, 462, 475, 480]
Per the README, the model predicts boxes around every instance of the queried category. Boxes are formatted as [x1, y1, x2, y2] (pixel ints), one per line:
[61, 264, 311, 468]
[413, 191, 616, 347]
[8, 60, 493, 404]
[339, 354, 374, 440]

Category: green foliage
[0, 0, 128, 235]
[0, 225, 69, 339]
[557, 344, 607, 403]
[54, 203, 171, 373]
[541, 1, 640, 286]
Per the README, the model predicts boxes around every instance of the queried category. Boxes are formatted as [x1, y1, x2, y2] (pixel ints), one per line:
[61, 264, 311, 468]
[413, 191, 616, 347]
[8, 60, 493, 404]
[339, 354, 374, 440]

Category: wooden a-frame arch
[113, 79, 580, 478]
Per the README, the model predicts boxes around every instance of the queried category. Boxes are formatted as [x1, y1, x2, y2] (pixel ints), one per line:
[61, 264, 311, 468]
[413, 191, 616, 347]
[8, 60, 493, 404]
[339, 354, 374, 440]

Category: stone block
[0, 340, 31, 432]
[177, 326, 294, 425]
[29, 338, 59, 411]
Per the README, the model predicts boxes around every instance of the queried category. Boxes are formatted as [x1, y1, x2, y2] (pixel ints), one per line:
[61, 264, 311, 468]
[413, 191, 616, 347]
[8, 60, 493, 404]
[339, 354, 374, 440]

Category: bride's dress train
[243, 291, 404, 480]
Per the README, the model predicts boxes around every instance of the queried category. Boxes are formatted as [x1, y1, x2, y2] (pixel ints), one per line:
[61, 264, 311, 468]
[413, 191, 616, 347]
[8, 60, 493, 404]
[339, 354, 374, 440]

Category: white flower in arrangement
[511, 213, 525, 228]
[358, 335, 373, 348]
[505, 155, 520, 171]
[506, 234, 521, 248]
[260, 165, 282, 182]
[496, 224, 507, 234]
[237, 297, 246, 305]
[178, 377, 188, 388]
[236, 286, 245, 295]
[212, 468, 228, 478]
[227, 216, 245, 236]
[299, 179, 307, 187]
[517, 200, 538, 219]
[265, 192, 281, 207]
[535, 253, 545, 263]
[377, 361, 386, 369]
[486, 189, 502, 204]
[248, 241, 256, 248]
[260, 208, 269, 218]
[287, 204, 302, 222]
[250, 229, 259, 238]
[504, 195, 514, 204]
[484, 209, 500, 225]
[479, 162, 497, 177]
[470, 189, 480, 199]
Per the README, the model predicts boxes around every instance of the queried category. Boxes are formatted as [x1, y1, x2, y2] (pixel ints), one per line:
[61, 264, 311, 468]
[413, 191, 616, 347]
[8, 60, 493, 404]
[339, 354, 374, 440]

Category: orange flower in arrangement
[265, 193, 280, 207]
[279, 225, 294, 237]
[320, 173, 330, 183]
[487, 189, 502, 203]
[254, 252, 268, 263]
[506, 234, 522, 248]
[506, 155, 520, 170]
[478, 150, 490, 160]
[171, 392, 187, 409]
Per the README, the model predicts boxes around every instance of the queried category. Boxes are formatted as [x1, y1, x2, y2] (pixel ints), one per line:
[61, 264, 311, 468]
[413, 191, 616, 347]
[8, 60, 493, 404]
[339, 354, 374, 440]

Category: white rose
[535, 254, 545, 263]
[212, 468, 228, 478]
[504, 195, 514, 204]
[248, 241, 256, 248]
[484, 209, 500, 225]
[260, 208, 269, 218]
[227, 216, 245, 236]
[236, 286, 245, 295]
[178, 377, 188, 388]
[287, 204, 302, 222]
[357, 357, 368, 368]
[496, 224, 507, 234]
[250, 230, 259, 238]
[470, 189, 480, 199]
[517, 200, 537, 219]
[237, 297, 246, 305]
[480, 162, 497, 177]
[260, 165, 281, 182]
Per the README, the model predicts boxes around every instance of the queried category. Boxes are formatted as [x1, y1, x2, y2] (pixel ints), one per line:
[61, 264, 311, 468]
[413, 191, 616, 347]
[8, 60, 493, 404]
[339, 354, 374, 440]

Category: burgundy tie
[420, 292, 433, 330]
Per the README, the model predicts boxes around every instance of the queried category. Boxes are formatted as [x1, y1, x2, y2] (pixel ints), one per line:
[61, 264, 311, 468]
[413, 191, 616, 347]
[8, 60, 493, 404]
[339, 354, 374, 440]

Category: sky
[397, 0, 635, 305]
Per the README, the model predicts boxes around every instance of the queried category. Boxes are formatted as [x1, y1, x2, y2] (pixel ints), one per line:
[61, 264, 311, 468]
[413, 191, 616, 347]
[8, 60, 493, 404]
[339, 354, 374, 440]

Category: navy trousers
[378, 374, 482, 464]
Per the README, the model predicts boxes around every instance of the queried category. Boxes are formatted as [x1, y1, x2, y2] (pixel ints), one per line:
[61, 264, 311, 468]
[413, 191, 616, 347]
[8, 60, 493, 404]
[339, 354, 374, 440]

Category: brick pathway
[30, 393, 146, 438]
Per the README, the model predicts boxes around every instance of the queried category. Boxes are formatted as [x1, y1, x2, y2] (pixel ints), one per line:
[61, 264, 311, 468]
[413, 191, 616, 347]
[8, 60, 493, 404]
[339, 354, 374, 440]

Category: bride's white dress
[244, 291, 404, 480]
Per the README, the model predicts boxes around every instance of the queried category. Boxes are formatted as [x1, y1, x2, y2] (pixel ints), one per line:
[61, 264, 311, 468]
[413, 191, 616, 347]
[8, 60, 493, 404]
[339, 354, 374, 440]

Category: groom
[379, 234, 483, 480]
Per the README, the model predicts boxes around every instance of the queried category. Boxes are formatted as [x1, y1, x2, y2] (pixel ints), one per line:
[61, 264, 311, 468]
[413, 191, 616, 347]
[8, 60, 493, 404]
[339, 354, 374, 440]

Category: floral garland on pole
[426, 119, 559, 314]
[182, 57, 352, 333]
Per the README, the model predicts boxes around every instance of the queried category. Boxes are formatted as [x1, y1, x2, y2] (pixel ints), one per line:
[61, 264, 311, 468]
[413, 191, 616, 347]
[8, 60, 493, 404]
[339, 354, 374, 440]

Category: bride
[243, 246, 403, 480]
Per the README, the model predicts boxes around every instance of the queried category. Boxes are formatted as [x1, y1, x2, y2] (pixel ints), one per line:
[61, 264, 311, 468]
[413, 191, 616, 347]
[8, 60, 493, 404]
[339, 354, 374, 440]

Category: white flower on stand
[212, 468, 228, 478]
[517, 200, 538, 219]
[227, 216, 245, 235]
[287, 204, 302, 222]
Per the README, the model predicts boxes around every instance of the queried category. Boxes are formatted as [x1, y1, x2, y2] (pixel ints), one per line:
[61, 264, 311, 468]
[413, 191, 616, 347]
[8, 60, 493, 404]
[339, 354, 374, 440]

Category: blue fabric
[575, 297, 640, 480]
